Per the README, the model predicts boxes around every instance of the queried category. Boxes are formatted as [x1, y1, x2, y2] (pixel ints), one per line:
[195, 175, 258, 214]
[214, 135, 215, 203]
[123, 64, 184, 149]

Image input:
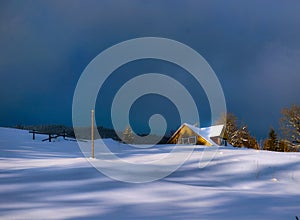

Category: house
[167, 123, 225, 146]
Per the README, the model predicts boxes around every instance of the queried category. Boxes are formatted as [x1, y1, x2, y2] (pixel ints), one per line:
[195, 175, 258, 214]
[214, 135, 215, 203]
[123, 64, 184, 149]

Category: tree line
[222, 104, 300, 152]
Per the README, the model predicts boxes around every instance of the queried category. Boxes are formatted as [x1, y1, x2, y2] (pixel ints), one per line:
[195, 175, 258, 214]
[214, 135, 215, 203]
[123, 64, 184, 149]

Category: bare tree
[280, 104, 300, 145]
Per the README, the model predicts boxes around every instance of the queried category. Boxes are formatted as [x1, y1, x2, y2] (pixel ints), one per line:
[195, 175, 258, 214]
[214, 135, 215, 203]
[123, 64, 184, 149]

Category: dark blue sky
[1, 0, 300, 139]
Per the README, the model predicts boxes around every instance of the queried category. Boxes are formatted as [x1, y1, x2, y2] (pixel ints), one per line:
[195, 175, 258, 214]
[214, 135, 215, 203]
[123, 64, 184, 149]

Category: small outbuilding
[167, 123, 225, 146]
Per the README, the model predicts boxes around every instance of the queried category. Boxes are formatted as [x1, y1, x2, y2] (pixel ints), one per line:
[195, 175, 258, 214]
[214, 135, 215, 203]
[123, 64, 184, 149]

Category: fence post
[91, 109, 95, 159]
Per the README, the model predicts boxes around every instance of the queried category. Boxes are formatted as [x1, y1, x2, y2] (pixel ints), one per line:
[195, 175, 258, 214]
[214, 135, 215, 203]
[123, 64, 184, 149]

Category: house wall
[211, 136, 221, 145]
[168, 125, 211, 146]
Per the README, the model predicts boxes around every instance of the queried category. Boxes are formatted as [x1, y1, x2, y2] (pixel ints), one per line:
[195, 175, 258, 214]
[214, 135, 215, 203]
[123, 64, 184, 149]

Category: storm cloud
[0, 0, 300, 138]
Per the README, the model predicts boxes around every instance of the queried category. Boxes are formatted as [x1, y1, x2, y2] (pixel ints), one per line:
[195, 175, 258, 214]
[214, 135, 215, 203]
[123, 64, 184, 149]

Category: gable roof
[169, 123, 225, 145]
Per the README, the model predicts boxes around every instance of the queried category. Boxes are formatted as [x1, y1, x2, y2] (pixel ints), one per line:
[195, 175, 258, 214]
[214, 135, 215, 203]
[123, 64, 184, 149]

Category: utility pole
[91, 109, 95, 159]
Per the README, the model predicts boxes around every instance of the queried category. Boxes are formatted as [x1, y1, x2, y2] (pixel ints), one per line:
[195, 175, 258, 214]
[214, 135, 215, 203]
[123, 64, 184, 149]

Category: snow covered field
[0, 127, 299, 220]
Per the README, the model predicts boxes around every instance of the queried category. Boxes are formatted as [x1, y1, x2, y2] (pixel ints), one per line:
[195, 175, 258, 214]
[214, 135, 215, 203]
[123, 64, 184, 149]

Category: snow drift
[0, 127, 299, 219]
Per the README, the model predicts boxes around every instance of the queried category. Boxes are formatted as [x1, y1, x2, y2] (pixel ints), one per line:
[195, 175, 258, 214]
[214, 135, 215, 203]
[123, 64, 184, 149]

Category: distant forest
[13, 124, 170, 144]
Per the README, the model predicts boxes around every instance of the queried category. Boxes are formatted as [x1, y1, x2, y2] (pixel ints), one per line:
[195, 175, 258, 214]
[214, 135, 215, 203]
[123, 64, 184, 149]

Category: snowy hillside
[0, 127, 299, 220]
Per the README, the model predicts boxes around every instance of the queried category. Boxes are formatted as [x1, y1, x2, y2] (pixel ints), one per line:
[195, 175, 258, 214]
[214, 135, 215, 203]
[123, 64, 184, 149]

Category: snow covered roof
[174, 123, 224, 145]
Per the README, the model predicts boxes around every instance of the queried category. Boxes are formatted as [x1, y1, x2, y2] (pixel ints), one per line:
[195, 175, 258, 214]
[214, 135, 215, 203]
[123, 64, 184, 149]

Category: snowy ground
[0, 127, 299, 220]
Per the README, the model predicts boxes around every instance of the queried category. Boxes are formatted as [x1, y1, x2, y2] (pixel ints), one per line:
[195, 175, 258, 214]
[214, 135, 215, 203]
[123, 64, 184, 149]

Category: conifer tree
[217, 113, 239, 145]
[218, 113, 258, 149]
[122, 126, 134, 144]
[263, 128, 278, 151]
